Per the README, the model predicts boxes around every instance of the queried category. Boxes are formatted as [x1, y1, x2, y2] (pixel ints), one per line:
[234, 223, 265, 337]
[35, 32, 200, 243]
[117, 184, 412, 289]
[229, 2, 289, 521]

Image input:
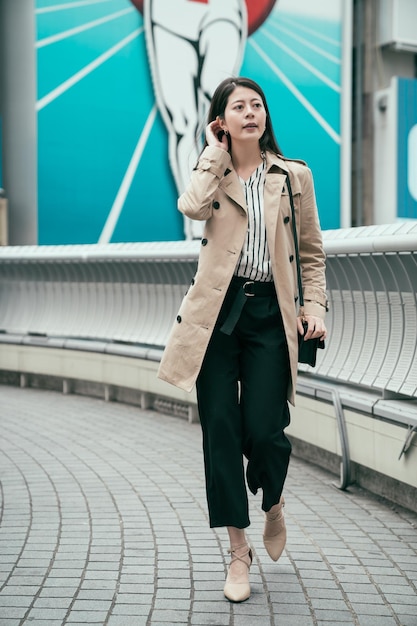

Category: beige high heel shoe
[223, 542, 252, 603]
[263, 497, 286, 561]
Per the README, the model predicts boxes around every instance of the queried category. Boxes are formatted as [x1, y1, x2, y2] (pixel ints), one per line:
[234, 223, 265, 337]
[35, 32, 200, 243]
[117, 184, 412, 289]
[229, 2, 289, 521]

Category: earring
[224, 130, 229, 135]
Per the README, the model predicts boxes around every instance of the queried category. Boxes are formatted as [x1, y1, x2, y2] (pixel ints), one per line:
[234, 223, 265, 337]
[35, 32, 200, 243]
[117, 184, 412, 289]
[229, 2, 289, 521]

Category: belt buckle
[243, 281, 255, 297]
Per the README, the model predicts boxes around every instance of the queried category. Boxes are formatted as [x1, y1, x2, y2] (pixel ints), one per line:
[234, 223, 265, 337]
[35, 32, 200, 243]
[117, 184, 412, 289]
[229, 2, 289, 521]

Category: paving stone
[23, 607, 70, 620]
[350, 602, 396, 617]
[151, 609, 191, 622]
[310, 598, 352, 611]
[33, 596, 73, 609]
[110, 603, 151, 616]
[190, 614, 230, 625]
[0, 595, 32, 608]
[0, 607, 28, 620]
[314, 609, 356, 621]
[276, 618, 315, 626]
[270, 601, 312, 616]
[156, 588, 191, 599]
[356, 618, 400, 626]
[390, 602, 417, 615]
[0, 586, 41, 598]
[107, 618, 149, 626]
[235, 616, 273, 626]
[1, 385, 416, 626]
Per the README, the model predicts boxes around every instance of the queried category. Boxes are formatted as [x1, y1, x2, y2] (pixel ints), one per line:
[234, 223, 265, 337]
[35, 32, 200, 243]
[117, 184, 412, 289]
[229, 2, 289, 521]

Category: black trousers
[196, 278, 292, 529]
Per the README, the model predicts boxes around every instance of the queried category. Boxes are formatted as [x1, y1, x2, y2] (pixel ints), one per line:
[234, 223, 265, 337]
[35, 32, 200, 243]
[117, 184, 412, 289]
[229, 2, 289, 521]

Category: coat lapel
[264, 153, 289, 242]
[219, 171, 246, 212]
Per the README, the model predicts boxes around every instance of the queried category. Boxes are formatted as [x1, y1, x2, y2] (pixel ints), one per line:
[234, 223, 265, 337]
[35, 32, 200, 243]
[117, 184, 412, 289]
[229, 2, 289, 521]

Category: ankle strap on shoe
[228, 542, 249, 553]
[227, 543, 252, 568]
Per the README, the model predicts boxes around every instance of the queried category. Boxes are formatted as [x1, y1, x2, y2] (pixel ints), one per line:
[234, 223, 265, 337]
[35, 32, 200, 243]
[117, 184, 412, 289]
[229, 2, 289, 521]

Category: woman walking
[158, 76, 327, 602]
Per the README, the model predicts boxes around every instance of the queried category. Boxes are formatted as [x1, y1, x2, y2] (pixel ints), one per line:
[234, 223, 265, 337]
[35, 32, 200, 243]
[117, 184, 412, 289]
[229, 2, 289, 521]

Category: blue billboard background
[36, 0, 343, 244]
[397, 78, 417, 219]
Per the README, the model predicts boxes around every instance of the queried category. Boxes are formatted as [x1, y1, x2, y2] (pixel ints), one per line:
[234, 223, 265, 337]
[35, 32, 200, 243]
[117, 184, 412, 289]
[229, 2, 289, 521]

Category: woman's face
[220, 86, 267, 146]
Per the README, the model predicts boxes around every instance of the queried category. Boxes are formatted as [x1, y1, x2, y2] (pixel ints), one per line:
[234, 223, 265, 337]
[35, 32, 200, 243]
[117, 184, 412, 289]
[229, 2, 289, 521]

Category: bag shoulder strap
[286, 174, 304, 308]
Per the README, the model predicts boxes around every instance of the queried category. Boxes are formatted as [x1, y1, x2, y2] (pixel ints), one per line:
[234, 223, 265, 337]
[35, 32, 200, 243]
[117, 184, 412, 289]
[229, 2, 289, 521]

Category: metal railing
[1, 223, 416, 486]
[315, 222, 417, 398]
[1, 223, 416, 398]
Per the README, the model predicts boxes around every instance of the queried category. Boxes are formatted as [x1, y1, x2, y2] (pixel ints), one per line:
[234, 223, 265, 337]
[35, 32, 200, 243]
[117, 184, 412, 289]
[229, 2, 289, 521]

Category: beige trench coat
[157, 146, 327, 405]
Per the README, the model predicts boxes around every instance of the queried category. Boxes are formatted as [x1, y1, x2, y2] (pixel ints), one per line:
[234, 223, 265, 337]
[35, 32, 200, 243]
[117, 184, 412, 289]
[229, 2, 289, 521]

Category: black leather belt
[220, 276, 276, 335]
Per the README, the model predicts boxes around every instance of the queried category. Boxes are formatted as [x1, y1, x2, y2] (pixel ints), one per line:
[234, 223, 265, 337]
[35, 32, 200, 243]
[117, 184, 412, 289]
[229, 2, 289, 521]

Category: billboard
[36, 0, 348, 243]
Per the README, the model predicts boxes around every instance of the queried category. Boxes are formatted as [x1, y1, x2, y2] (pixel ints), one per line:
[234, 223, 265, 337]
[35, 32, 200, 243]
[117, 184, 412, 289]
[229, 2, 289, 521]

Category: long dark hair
[202, 76, 283, 156]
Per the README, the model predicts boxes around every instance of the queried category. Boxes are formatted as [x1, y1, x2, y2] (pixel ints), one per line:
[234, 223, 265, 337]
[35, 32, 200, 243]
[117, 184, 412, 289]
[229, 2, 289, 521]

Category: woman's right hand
[206, 118, 229, 151]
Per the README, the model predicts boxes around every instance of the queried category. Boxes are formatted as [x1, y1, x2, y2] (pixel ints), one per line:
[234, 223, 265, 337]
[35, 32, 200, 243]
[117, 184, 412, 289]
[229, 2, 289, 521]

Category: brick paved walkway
[0, 385, 416, 626]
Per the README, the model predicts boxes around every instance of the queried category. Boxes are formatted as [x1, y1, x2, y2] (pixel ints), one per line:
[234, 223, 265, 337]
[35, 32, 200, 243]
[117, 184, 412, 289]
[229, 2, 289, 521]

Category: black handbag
[286, 175, 325, 367]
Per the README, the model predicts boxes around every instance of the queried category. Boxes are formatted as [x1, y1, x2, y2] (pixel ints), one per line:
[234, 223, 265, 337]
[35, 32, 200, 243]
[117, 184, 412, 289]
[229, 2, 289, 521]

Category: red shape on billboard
[245, 0, 276, 35]
[129, 1, 277, 35]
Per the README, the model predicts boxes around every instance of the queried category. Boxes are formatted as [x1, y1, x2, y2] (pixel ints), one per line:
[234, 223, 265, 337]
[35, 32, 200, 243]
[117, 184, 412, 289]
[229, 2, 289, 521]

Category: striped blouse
[234, 159, 273, 282]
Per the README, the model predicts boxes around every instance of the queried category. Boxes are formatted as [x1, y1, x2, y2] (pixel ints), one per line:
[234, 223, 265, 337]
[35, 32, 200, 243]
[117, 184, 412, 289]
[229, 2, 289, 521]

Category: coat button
[284, 216, 290, 224]
[213, 201, 220, 209]
[191, 278, 195, 285]
[176, 315, 182, 323]
[289, 254, 294, 262]
[201, 238, 208, 246]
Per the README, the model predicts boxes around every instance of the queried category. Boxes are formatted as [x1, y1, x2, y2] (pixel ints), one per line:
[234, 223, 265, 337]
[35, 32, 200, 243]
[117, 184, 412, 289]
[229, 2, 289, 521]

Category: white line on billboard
[36, 28, 143, 111]
[278, 14, 341, 48]
[36, 0, 114, 13]
[98, 105, 158, 245]
[262, 30, 341, 92]
[37, 8, 135, 48]
[268, 22, 341, 64]
[250, 39, 340, 144]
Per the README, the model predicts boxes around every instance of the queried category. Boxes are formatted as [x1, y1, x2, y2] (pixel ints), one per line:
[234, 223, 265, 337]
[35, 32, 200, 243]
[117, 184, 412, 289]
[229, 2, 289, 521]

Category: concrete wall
[289, 396, 417, 512]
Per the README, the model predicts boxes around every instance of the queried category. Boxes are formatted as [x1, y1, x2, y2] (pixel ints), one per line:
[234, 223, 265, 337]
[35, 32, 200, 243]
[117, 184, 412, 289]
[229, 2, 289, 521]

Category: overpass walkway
[0, 385, 416, 626]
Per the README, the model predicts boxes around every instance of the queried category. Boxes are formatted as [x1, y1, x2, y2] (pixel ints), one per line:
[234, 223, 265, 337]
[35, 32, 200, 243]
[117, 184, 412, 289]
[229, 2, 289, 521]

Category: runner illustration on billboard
[130, 0, 277, 239]
[144, 0, 246, 239]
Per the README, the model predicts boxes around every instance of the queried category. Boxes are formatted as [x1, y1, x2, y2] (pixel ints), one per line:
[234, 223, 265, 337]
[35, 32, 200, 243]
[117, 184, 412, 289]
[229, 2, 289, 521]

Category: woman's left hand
[297, 315, 327, 341]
